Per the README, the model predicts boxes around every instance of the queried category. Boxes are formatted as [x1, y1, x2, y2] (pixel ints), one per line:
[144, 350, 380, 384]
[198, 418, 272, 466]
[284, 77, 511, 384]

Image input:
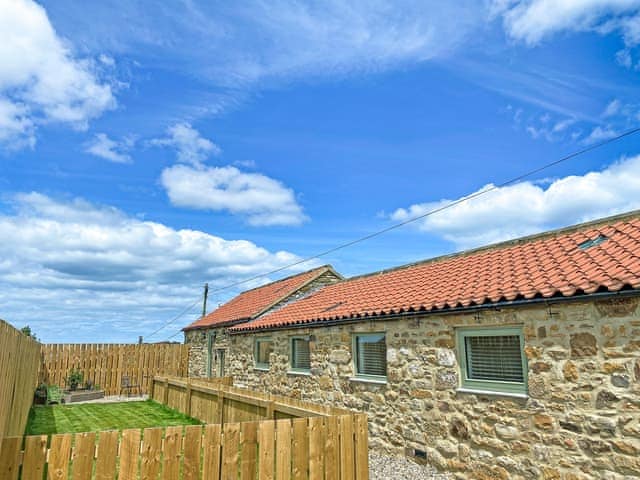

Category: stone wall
[185, 269, 342, 378]
[217, 295, 640, 479]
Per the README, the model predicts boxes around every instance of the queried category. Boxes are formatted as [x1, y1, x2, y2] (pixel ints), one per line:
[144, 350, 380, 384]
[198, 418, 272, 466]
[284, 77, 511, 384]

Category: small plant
[67, 369, 83, 391]
[34, 383, 47, 404]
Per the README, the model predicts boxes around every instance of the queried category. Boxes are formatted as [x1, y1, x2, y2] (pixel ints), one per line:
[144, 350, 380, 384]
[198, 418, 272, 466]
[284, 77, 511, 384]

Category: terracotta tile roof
[231, 212, 640, 333]
[184, 265, 338, 330]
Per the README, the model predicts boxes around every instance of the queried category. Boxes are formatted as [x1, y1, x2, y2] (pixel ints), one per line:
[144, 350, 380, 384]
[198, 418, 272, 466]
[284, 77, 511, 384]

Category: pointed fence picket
[0, 414, 369, 480]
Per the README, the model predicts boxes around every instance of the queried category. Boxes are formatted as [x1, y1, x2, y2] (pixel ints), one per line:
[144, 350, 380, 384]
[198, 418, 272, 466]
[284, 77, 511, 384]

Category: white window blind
[355, 334, 386, 377]
[465, 335, 523, 383]
[291, 338, 310, 370]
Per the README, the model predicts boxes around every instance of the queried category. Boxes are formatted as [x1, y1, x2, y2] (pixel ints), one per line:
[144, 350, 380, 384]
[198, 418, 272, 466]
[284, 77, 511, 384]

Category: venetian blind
[291, 338, 311, 370]
[465, 335, 523, 383]
[356, 334, 386, 376]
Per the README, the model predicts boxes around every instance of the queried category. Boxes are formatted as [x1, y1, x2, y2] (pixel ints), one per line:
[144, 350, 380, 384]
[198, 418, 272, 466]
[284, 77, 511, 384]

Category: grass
[25, 400, 202, 435]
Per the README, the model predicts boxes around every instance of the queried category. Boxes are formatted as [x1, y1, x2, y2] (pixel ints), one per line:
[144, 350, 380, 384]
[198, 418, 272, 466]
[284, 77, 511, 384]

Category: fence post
[217, 388, 224, 424]
[185, 380, 192, 416]
[266, 394, 274, 420]
[163, 378, 169, 406]
[150, 378, 155, 400]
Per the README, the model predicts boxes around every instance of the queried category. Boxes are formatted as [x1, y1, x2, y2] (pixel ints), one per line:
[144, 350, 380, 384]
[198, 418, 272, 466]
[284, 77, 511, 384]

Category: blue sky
[1, 0, 640, 342]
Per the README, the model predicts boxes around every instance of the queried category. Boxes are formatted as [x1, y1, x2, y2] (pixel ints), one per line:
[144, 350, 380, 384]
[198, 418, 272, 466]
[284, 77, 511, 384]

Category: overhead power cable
[145, 298, 200, 340]
[154, 126, 640, 341]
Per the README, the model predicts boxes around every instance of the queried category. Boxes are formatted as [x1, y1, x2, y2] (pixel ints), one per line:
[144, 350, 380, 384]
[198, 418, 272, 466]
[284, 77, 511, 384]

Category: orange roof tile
[231, 212, 640, 333]
[184, 265, 337, 330]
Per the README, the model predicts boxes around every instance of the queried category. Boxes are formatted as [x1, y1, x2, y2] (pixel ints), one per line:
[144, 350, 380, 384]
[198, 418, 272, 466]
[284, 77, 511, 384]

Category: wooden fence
[152, 376, 352, 424]
[41, 343, 189, 396]
[0, 320, 41, 444]
[0, 414, 368, 480]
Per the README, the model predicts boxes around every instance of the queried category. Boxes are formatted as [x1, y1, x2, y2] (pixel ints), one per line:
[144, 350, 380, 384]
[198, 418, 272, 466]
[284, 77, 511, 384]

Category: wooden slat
[308, 417, 324, 480]
[72, 432, 96, 480]
[162, 426, 182, 480]
[292, 418, 308, 480]
[324, 416, 339, 480]
[354, 414, 369, 480]
[140, 427, 162, 480]
[339, 416, 354, 480]
[95, 430, 118, 480]
[203, 424, 222, 480]
[22, 435, 48, 480]
[183, 425, 203, 480]
[0, 437, 22, 480]
[275, 419, 291, 480]
[241, 421, 258, 480]
[258, 420, 275, 480]
[120, 429, 141, 480]
[221, 423, 240, 480]
[49, 433, 73, 480]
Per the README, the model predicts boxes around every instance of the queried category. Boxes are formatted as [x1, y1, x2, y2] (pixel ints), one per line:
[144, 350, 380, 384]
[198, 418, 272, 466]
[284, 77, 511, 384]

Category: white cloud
[583, 125, 620, 144]
[603, 99, 622, 117]
[42, 1, 484, 88]
[85, 133, 134, 163]
[0, 0, 115, 148]
[495, 0, 640, 46]
[391, 154, 640, 249]
[0, 192, 312, 342]
[150, 123, 221, 166]
[161, 164, 307, 226]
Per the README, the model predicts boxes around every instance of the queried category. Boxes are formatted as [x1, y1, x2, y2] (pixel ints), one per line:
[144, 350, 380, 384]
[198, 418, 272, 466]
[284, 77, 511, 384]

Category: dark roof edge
[183, 265, 342, 331]
[343, 209, 640, 283]
[235, 264, 339, 295]
[228, 287, 640, 335]
[182, 317, 251, 332]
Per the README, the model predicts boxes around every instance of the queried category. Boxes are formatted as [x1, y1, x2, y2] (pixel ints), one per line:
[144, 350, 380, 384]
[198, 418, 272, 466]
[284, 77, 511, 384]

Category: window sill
[287, 370, 311, 377]
[456, 387, 528, 399]
[253, 367, 270, 372]
[349, 376, 387, 385]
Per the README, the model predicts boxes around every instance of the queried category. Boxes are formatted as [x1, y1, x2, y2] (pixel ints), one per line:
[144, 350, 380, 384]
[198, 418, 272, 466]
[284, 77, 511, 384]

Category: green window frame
[290, 336, 311, 372]
[206, 331, 216, 378]
[352, 333, 387, 380]
[456, 327, 528, 395]
[254, 337, 273, 370]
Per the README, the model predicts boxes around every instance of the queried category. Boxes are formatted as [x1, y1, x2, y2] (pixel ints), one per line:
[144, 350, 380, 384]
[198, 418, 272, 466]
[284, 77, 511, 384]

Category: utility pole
[202, 283, 209, 318]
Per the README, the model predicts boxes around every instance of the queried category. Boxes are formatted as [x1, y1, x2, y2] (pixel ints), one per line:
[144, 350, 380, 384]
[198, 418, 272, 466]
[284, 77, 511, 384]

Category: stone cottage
[183, 265, 342, 377]
[185, 211, 640, 479]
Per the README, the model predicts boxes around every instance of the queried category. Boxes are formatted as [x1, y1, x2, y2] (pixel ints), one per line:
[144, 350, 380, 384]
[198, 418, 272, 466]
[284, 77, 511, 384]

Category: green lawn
[26, 400, 202, 435]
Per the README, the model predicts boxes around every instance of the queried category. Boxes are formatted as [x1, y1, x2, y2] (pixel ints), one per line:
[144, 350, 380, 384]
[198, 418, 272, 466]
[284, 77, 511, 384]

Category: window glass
[291, 338, 311, 371]
[457, 327, 527, 395]
[354, 333, 386, 377]
[255, 338, 272, 368]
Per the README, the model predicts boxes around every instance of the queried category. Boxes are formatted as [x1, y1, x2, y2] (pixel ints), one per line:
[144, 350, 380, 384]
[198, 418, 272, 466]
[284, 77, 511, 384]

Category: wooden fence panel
[40, 343, 188, 395]
[0, 319, 41, 443]
[152, 376, 352, 426]
[5, 412, 368, 480]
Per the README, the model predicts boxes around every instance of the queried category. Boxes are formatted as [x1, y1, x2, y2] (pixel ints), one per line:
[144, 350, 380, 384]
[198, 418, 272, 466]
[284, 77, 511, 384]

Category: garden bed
[25, 399, 201, 435]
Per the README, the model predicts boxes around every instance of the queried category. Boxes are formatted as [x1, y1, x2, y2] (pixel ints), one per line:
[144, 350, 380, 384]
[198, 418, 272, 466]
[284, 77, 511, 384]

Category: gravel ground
[369, 453, 452, 480]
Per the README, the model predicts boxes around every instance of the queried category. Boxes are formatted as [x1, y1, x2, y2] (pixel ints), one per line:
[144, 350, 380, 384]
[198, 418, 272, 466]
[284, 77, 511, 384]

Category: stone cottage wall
[185, 269, 342, 378]
[221, 296, 640, 479]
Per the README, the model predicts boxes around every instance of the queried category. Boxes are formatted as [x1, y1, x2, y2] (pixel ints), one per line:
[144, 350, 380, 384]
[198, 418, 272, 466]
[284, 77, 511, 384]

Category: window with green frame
[254, 337, 273, 369]
[353, 333, 387, 379]
[456, 327, 528, 395]
[290, 337, 311, 372]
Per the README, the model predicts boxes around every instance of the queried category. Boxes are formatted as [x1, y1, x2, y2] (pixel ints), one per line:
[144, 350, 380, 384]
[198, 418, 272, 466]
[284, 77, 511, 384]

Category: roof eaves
[228, 286, 640, 334]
